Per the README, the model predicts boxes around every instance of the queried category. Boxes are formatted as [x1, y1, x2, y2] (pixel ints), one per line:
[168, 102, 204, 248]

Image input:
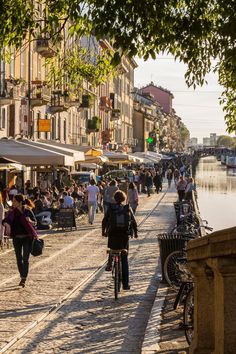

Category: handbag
[31, 238, 44, 257]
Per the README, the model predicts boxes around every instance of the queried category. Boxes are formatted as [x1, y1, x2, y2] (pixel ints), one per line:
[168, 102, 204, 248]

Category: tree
[1, 0, 236, 131]
[216, 135, 236, 148]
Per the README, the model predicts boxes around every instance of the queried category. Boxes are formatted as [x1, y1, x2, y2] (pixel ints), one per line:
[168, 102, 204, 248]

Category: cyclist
[102, 190, 138, 290]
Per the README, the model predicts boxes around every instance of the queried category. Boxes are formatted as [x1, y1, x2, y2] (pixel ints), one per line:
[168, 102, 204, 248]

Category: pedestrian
[145, 172, 153, 197]
[153, 171, 162, 194]
[106, 179, 119, 207]
[176, 176, 187, 202]
[8, 185, 18, 201]
[102, 190, 138, 290]
[2, 194, 37, 287]
[166, 168, 173, 188]
[139, 170, 146, 193]
[127, 182, 139, 214]
[173, 168, 180, 186]
[134, 171, 140, 193]
[0, 192, 4, 248]
[185, 177, 195, 201]
[86, 179, 99, 225]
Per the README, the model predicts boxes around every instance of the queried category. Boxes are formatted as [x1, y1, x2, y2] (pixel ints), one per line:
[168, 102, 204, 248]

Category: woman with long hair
[127, 182, 139, 214]
[2, 194, 37, 287]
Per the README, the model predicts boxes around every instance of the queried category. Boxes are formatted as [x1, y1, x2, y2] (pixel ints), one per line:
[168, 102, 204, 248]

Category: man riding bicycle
[102, 190, 138, 290]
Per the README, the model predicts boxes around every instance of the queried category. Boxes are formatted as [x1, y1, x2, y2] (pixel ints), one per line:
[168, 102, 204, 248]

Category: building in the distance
[210, 133, 217, 146]
[203, 137, 211, 146]
[189, 137, 198, 147]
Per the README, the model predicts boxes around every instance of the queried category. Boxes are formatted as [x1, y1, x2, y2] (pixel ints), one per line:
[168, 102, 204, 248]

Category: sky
[134, 56, 230, 144]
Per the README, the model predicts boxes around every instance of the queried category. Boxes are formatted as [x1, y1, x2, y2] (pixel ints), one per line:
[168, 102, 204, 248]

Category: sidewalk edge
[141, 283, 168, 353]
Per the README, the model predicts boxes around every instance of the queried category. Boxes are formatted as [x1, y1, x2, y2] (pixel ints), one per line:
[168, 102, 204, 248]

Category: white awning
[39, 140, 101, 157]
[132, 151, 162, 163]
[0, 139, 77, 166]
[103, 151, 143, 164]
[30, 140, 85, 162]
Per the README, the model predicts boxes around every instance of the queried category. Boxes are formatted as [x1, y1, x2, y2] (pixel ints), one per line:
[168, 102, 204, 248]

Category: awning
[80, 163, 100, 170]
[29, 140, 85, 162]
[103, 151, 143, 164]
[0, 139, 76, 166]
[132, 151, 162, 164]
[39, 140, 102, 157]
[84, 155, 108, 164]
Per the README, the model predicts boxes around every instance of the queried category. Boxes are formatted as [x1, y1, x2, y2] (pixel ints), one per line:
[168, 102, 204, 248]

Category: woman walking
[127, 182, 139, 214]
[0, 192, 4, 248]
[2, 194, 37, 287]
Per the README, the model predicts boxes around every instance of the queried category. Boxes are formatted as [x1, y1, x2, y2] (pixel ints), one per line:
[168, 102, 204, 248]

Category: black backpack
[108, 204, 132, 234]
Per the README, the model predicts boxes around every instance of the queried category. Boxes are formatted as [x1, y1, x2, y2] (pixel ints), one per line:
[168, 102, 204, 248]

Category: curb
[142, 283, 168, 353]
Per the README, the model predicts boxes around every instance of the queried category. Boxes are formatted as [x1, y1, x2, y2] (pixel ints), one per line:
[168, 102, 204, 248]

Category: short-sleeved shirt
[87, 185, 99, 202]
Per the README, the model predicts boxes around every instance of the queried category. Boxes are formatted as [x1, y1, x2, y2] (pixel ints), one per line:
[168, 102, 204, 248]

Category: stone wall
[187, 226, 236, 354]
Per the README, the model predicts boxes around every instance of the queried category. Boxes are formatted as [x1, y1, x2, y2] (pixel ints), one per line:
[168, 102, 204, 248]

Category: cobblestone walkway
[0, 186, 177, 353]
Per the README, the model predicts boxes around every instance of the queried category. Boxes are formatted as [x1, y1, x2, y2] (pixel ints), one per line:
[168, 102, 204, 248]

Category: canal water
[195, 156, 236, 231]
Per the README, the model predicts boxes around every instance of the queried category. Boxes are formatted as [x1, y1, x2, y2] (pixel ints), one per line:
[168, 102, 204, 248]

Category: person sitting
[62, 191, 74, 208]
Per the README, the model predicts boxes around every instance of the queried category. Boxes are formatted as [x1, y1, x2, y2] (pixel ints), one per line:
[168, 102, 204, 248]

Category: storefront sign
[38, 119, 51, 132]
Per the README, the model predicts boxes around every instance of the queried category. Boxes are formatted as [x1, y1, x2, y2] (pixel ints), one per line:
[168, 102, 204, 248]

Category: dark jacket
[102, 204, 137, 250]
[2, 207, 37, 238]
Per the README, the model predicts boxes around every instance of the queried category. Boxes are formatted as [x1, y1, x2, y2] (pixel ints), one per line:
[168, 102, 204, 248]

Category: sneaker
[105, 265, 112, 271]
[19, 278, 26, 287]
[123, 285, 131, 290]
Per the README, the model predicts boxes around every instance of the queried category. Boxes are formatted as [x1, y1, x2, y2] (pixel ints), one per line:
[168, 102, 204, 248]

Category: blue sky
[134, 57, 229, 143]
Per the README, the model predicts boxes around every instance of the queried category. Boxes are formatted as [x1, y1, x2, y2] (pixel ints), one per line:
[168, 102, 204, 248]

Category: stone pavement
[0, 184, 182, 353]
[142, 284, 189, 354]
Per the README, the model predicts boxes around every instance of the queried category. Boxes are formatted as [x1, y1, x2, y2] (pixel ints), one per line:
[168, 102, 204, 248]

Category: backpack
[108, 204, 132, 234]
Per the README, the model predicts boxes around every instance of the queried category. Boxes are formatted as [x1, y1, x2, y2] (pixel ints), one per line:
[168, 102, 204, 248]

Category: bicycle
[109, 249, 128, 300]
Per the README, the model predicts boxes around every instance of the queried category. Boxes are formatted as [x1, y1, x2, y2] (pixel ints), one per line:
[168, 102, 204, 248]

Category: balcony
[48, 90, 69, 114]
[30, 82, 51, 107]
[0, 80, 19, 106]
[80, 94, 94, 109]
[100, 96, 113, 111]
[110, 109, 121, 121]
[63, 91, 81, 107]
[35, 38, 57, 58]
[87, 116, 101, 133]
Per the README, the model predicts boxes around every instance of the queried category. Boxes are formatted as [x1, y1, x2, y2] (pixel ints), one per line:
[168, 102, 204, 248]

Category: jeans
[88, 201, 97, 224]
[121, 253, 129, 288]
[13, 237, 32, 279]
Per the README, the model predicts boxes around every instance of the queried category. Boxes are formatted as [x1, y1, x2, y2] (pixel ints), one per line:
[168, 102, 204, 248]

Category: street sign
[38, 119, 51, 132]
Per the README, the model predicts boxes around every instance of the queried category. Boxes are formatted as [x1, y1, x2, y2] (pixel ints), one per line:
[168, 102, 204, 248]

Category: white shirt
[87, 185, 99, 202]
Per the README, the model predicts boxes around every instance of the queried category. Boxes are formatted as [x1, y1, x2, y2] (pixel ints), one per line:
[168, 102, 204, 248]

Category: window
[20, 48, 25, 79]
[2, 108, 6, 129]
[37, 55, 41, 79]
[0, 108, 6, 129]
[10, 48, 15, 77]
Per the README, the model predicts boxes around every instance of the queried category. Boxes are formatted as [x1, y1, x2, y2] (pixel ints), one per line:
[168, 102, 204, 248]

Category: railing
[100, 96, 113, 111]
[187, 226, 236, 353]
[35, 38, 57, 58]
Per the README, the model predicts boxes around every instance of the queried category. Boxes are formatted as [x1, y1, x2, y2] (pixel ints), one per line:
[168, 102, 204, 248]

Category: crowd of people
[0, 154, 195, 290]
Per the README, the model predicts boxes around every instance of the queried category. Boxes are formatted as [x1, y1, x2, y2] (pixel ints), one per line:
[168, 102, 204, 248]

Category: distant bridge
[192, 146, 233, 158]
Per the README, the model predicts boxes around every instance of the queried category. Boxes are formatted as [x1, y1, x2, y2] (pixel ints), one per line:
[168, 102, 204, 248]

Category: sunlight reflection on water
[195, 156, 236, 231]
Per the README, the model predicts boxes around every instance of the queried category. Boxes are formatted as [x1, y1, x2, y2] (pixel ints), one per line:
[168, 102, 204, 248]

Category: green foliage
[1, 0, 236, 130]
[180, 125, 190, 143]
[216, 135, 236, 148]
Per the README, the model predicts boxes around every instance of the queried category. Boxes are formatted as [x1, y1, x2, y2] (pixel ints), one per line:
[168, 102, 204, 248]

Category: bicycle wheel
[118, 258, 122, 293]
[164, 250, 184, 290]
[114, 260, 119, 300]
[184, 288, 194, 345]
